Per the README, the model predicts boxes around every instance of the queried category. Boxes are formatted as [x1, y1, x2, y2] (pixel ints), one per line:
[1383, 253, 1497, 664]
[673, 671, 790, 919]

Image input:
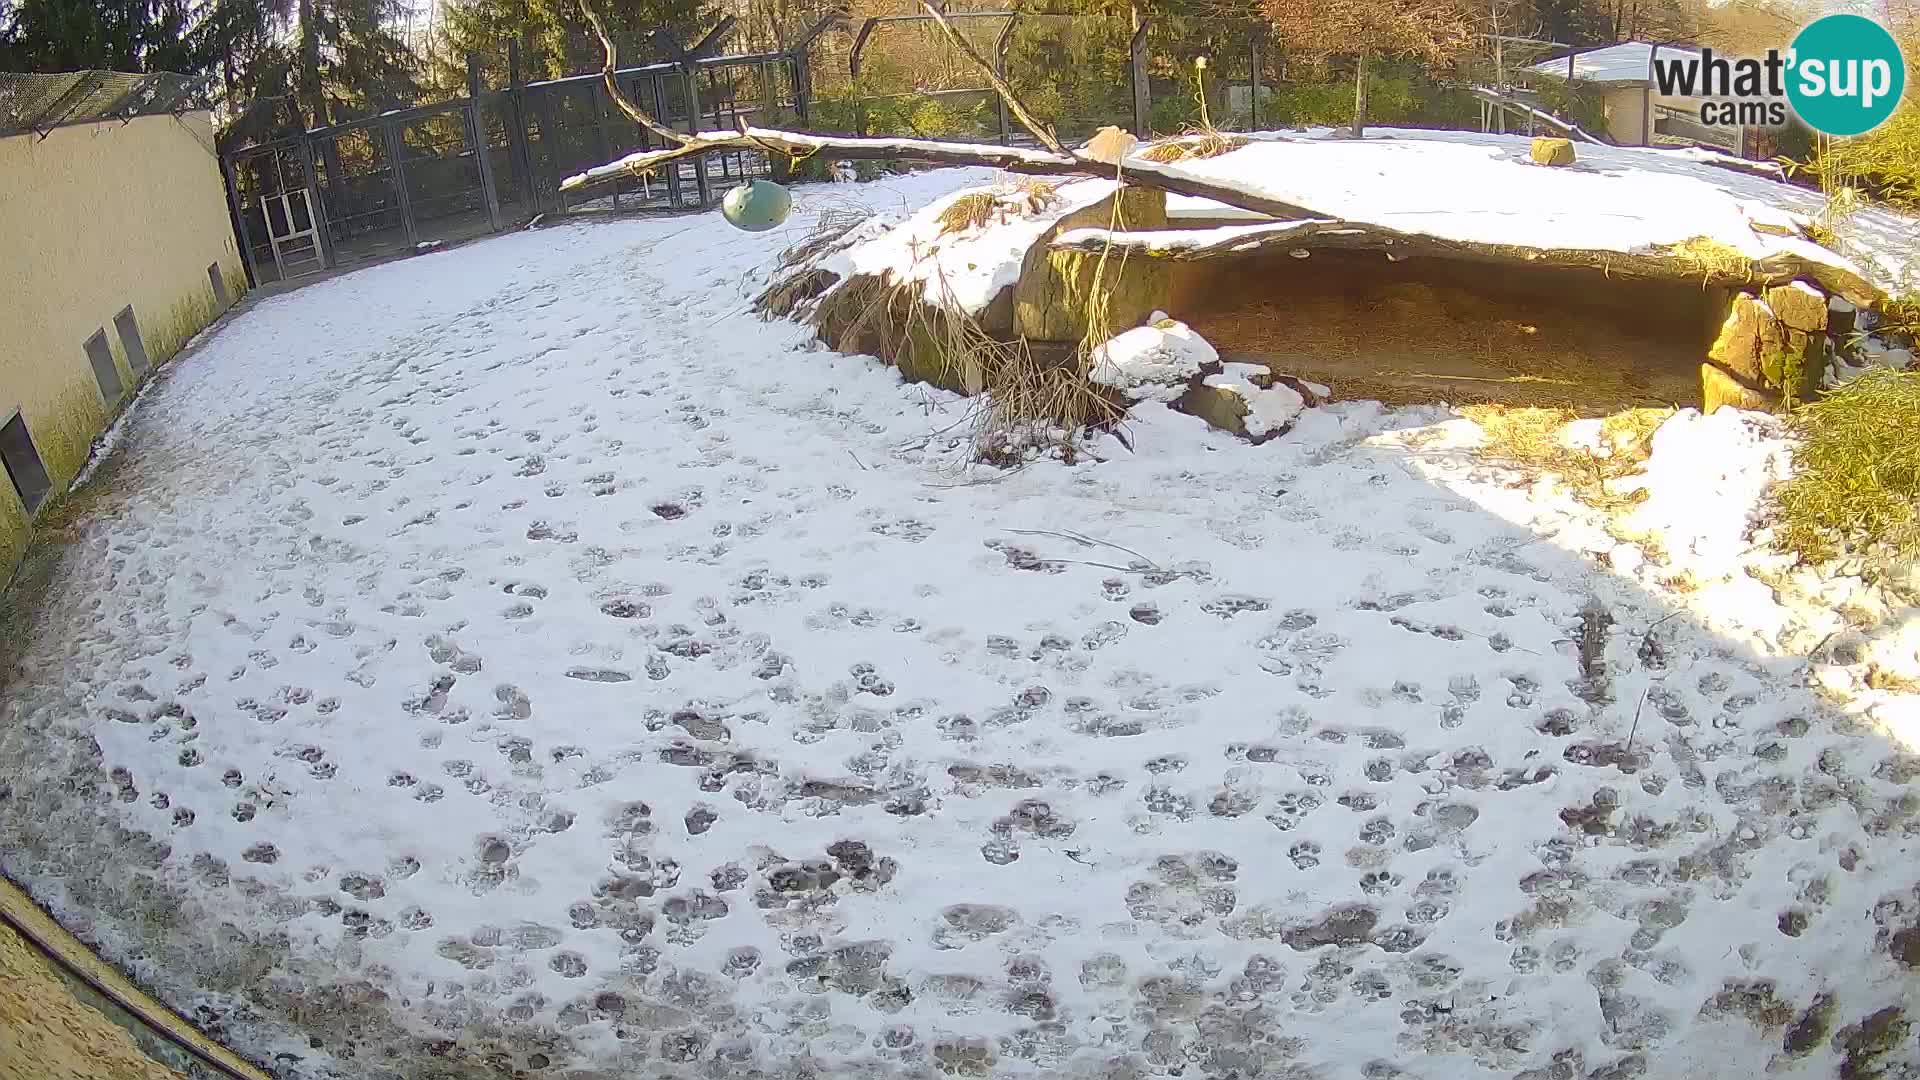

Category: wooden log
[558, 126, 1335, 221]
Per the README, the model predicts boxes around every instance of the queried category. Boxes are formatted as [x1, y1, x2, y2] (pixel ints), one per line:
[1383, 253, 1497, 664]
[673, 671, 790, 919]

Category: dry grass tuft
[1136, 129, 1246, 163]
[805, 271, 1124, 463]
[1009, 177, 1060, 205]
[1663, 237, 1758, 283]
[904, 275, 1124, 457]
[1460, 403, 1673, 512]
[932, 183, 1063, 238]
[777, 209, 867, 271]
[1802, 221, 1841, 252]
[1772, 368, 1920, 565]
[935, 191, 1001, 235]
[1659, 570, 1703, 593]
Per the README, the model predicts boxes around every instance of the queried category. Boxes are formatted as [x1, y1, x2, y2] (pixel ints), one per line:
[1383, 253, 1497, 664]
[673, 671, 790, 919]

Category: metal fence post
[535, 86, 562, 212]
[466, 52, 504, 231]
[995, 17, 1017, 145]
[507, 42, 536, 209]
[685, 66, 709, 206]
[1130, 20, 1151, 135]
[792, 51, 810, 124]
[592, 78, 617, 209]
[658, 74, 683, 206]
[222, 153, 262, 288]
[380, 118, 419, 247]
[1250, 35, 1262, 130]
[296, 136, 335, 269]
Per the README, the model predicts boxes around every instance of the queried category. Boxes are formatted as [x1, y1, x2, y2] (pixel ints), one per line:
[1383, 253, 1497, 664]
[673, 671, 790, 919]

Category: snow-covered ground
[3, 165, 1918, 1080]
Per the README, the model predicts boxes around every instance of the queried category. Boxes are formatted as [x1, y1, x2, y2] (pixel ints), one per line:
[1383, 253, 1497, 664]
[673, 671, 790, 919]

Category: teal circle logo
[1787, 14, 1906, 136]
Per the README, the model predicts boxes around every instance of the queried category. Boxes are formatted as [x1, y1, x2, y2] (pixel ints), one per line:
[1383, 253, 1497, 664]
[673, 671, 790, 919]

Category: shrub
[1531, 76, 1608, 137]
[1244, 71, 1477, 131]
[1798, 23, 1919, 209]
[1772, 368, 1920, 565]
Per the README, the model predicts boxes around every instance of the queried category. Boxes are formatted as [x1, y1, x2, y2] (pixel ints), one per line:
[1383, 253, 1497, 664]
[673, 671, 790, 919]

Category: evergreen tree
[1, 0, 189, 72]
[430, 0, 715, 94]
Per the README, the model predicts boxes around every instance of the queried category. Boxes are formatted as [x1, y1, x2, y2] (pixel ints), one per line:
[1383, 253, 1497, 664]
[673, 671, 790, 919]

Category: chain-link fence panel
[0, 70, 210, 138]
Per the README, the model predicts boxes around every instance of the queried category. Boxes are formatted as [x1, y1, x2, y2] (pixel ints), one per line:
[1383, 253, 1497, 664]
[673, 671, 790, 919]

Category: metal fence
[815, 14, 1281, 144]
[221, 27, 822, 286]
[0, 71, 212, 139]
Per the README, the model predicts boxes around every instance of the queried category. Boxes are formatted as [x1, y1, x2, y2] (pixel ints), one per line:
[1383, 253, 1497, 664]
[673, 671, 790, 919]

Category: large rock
[1530, 137, 1576, 166]
[1088, 315, 1218, 402]
[1766, 281, 1829, 332]
[1175, 366, 1305, 442]
[1708, 293, 1786, 386]
[1700, 362, 1779, 415]
[1765, 328, 1827, 405]
[1014, 187, 1169, 343]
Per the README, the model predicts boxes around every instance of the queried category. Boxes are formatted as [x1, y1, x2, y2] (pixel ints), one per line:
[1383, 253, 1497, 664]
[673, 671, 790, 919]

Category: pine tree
[430, 0, 716, 94]
[290, 0, 420, 125]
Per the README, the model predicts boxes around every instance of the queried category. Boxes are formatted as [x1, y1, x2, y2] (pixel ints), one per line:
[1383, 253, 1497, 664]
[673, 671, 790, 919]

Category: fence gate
[265, 188, 324, 279]
[226, 142, 328, 284]
[218, 22, 827, 283]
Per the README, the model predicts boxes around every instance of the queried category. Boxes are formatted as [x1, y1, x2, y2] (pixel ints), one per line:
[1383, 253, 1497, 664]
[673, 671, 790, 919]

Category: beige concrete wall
[0, 110, 245, 584]
[0, 919, 185, 1080]
[0, 875, 272, 1080]
[1602, 85, 1651, 145]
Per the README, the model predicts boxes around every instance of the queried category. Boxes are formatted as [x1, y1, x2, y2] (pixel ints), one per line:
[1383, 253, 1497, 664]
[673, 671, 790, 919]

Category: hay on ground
[935, 191, 1000, 235]
[1136, 129, 1246, 163]
[1459, 403, 1673, 513]
[1195, 302, 1699, 415]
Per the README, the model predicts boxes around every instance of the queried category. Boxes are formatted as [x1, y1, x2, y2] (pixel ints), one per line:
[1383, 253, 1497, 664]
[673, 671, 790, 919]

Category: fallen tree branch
[560, 126, 1332, 219]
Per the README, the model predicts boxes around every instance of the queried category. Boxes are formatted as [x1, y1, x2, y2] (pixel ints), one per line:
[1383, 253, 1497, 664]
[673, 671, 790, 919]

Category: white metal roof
[1529, 41, 1703, 84]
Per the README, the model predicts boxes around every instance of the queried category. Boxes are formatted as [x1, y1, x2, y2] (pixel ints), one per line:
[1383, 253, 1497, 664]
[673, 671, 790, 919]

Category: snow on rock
[1145, 128, 1916, 296]
[2, 166, 1917, 1080]
[819, 175, 1119, 314]
[1199, 365, 1305, 437]
[1088, 313, 1218, 401]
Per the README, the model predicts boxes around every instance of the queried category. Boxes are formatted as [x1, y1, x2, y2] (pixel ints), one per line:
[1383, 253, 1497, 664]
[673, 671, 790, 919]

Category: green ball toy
[721, 179, 792, 232]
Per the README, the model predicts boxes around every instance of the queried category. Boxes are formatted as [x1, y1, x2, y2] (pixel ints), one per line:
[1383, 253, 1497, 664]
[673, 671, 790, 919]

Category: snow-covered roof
[1529, 41, 1702, 84]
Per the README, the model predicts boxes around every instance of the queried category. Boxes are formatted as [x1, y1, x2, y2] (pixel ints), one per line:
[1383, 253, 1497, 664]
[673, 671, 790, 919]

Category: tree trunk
[1492, 12, 1505, 135]
[1351, 49, 1368, 138]
[297, 0, 327, 129]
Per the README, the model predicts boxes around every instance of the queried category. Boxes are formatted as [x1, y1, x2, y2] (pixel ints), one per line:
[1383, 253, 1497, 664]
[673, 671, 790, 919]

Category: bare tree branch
[561, 126, 1336, 219]
[915, 0, 1072, 158]
[581, 0, 691, 148]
